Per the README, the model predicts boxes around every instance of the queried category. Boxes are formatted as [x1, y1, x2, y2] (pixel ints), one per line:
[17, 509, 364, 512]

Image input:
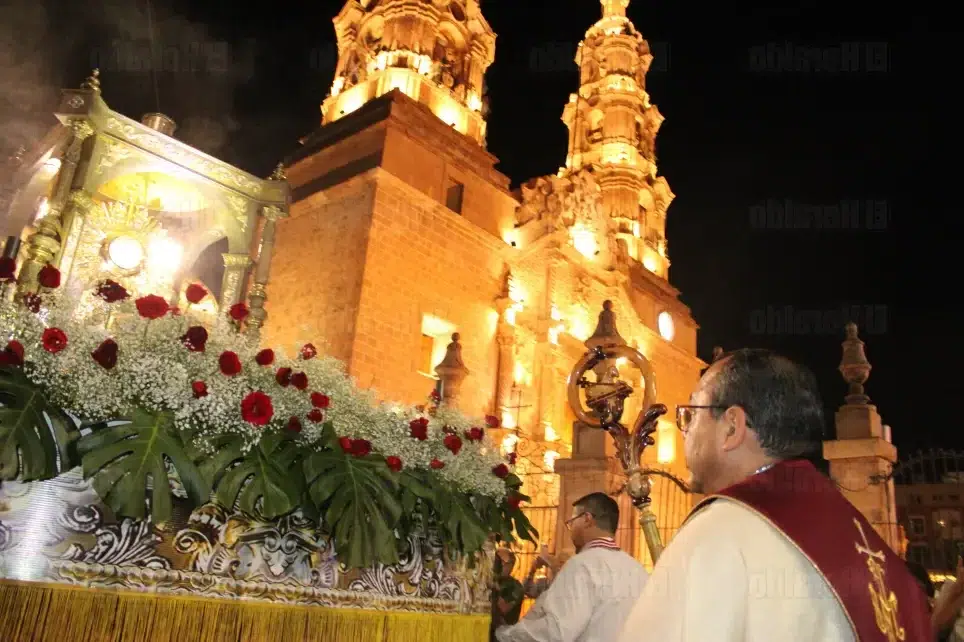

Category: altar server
[617, 348, 932, 642]
[495, 492, 647, 642]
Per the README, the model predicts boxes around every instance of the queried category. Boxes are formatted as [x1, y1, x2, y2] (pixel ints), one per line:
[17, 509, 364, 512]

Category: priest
[496, 492, 647, 642]
[618, 348, 932, 642]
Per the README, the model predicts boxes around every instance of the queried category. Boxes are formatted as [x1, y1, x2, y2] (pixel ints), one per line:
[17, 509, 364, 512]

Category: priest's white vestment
[617, 500, 854, 642]
[496, 542, 647, 642]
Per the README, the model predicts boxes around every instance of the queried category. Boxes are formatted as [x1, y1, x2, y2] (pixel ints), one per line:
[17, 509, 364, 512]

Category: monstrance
[566, 300, 689, 563]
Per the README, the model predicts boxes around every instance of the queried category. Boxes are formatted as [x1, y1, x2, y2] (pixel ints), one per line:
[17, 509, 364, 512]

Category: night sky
[0, 1, 941, 451]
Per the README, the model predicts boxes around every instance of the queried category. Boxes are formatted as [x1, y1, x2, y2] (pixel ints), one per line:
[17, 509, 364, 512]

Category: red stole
[689, 459, 932, 642]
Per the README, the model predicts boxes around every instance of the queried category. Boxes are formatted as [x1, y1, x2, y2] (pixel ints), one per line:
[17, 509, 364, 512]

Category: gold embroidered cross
[854, 518, 905, 642]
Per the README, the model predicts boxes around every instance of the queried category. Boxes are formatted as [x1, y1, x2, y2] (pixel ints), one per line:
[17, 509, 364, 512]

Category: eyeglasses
[565, 512, 591, 530]
[675, 405, 729, 433]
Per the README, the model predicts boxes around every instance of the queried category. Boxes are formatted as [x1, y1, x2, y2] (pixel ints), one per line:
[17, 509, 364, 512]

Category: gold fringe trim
[0, 580, 490, 642]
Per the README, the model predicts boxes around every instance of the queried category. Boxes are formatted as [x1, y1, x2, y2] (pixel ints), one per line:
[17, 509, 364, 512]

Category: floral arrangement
[0, 259, 535, 569]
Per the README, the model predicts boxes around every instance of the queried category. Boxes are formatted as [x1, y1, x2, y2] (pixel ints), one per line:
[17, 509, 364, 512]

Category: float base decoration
[0, 265, 536, 641]
[0, 582, 490, 642]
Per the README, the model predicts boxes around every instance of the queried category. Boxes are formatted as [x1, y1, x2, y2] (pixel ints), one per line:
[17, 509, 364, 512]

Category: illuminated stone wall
[268, 0, 704, 560]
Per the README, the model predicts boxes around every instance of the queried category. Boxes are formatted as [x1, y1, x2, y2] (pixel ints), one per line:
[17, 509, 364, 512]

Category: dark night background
[0, 1, 943, 452]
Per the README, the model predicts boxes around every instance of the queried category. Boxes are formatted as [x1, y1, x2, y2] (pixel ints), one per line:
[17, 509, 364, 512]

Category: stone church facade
[264, 0, 706, 565]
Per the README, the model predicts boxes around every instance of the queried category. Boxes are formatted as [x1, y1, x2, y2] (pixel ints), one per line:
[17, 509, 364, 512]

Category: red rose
[338, 436, 353, 453]
[443, 433, 462, 455]
[430, 389, 441, 403]
[135, 294, 170, 319]
[185, 283, 207, 304]
[492, 463, 509, 479]
[181, 326, 208, 352]
[255, 349, 274, 366]
[37, 264, 60, 289]
[466, 427, 484, 442]
[219, 351, 242, 376]
[508, 495, 522, 509]
[96, 279, 129, 303]
[409, 417, 429, 441]
[485, 415, 500, 428]
[386, 456, 403, 472]
[22, 293, 41, 313]
[240, 391, 273, 426]
[192, 381, 208, 398]
[300, 343, 317, 360]
[0, 340, 24, 367]
[507, 452, 517, 466]
[286, 416, 303, 433]
[307, 408, 323, 423]
[290, 371, 308, 390]
[229, 303, 249, 322]
[41, 327, 68, 353]
[275, 367, 292, 387]
[0, 257, 16, 282]
[350, 439, 372, 457]
[310, 392, 330, 409]
[92, 339, 118, 369]
[430, 458, 445, 470]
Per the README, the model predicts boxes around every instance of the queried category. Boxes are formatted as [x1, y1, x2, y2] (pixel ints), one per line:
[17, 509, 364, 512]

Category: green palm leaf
[191, 432, 303, 520]
[0, 366, 75, 482]
[76, 409, 208, 524]
[304, 450, 403, 569]
[435, 486, 489, 556]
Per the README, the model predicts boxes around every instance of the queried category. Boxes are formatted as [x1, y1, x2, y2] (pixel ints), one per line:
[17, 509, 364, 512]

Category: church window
[445, 178, 464, 213]
[418, 314, 456, 378]
[419, 334, 435, 375]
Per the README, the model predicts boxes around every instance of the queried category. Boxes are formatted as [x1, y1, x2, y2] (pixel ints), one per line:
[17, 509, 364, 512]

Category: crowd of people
[490, 349, 954, 642]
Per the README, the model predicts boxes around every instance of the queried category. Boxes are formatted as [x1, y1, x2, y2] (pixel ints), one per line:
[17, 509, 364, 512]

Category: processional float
[565, 300, 691, 562]
[0, 71, 522, 642]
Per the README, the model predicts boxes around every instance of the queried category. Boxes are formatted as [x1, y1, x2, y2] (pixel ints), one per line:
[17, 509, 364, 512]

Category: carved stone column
[220, 253, 253, 309]
[245, 205, 284, 338]
[435, 333, 470, 410]
[17, 120, 93, 292]
[823, 323, 899, 550]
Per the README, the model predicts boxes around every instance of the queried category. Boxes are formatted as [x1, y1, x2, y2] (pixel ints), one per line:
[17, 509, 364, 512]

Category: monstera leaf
[509, 503, 539, 545]
[193, 431, 304, 520]
[77, 409, 208, 524]
[0, 366, 75, 482]
[304, 450, 403, 569]
[435, 486, 489, 556]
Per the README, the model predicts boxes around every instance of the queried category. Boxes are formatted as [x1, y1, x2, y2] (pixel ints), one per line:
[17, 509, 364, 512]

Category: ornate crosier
[567, 301, 689, 563]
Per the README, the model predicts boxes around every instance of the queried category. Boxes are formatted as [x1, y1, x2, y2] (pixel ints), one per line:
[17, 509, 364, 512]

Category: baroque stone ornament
[840, 321, 872, 405]
[0, 468, 488, 614]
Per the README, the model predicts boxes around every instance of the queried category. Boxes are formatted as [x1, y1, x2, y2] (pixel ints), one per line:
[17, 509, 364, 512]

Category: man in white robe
[496, 492, 647, 642]
[617, 348, 932, 642]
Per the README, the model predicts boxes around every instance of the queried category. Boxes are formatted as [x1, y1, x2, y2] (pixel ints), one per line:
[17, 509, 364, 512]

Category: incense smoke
[0, 0, 256, 160]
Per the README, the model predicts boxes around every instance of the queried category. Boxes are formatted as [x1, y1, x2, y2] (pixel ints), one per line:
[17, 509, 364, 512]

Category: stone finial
[270, 163, 287, 181]
[839, 322, 872, 405]
[711, 346, 724, 363]
[601, 0, 630, 18]
[585, 300, 626, 350]
[81, 69, 101, 93]
[435, 333, 470, 407]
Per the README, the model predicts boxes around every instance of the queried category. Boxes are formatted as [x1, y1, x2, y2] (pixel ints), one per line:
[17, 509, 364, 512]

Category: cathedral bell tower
[321, 0, 496, 147]
[562, 0, 674, 278]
